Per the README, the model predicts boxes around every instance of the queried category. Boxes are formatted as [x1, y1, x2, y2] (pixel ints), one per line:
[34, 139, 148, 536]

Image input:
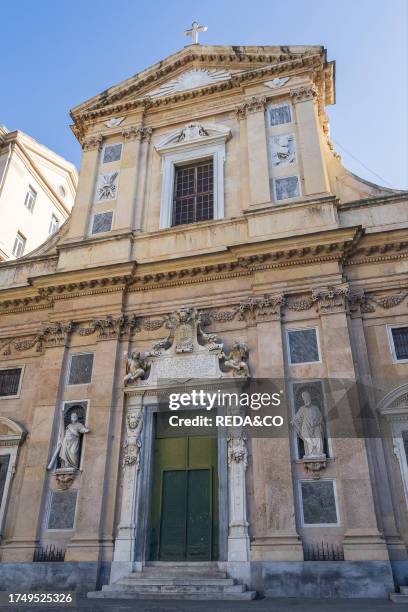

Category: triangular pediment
[70, 44, 330, 120]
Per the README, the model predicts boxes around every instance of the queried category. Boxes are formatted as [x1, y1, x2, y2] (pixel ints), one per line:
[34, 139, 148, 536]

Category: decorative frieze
[290, 85, 318, 103]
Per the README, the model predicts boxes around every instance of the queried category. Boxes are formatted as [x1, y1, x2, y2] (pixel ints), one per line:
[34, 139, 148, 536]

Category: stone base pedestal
[251, 533, 303, 561]
[343, 529, 389, 561]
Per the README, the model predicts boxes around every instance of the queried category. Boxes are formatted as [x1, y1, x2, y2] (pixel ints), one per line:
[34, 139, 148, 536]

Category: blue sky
[2, 0, 407, 188]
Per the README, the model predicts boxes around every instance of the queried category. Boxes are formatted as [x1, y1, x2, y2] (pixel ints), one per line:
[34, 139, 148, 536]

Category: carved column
[236, 97, 271, 207]
[66, 135, 103, 240]
[240, 296, 303, 561]
[111, 394, 144, 581]
[1, 324, 72, 562]
[313, 285, 389, 561]
[113, 126, 143, 231]
[227, 428, 250, 562]
[290, 85, 330, 197]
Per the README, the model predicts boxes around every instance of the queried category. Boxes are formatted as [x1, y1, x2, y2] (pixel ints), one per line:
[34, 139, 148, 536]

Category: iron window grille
[172, 159, 214, 226]
[0, 368, 22, 397]
[391, 327, 408, 361]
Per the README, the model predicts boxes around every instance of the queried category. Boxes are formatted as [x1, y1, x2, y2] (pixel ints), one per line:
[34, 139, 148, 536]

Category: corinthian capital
[122, 126, 153, 142]
[290, 85, 318, 103]
[235, 96, 267, 119]
[312, 284, 349, 313]
[82, 135, 103, 151]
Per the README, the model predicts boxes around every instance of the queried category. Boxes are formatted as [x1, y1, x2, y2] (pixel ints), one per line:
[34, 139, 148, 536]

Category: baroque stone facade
[0, 43, 407, 598]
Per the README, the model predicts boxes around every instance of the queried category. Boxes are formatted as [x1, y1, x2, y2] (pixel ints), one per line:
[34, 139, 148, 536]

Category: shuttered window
[172, 160, 214, 226]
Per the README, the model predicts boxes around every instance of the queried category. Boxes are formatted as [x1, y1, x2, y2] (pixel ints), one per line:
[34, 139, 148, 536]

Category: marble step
[102, 583, 246, 593]
[114, 577, 236, 586]
[400, 586, 408, 594]
[389, 592, 408, 603]
[88, 589, 257, 600]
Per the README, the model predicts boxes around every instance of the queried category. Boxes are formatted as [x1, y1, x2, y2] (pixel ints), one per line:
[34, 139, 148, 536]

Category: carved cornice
[290, 85, 318, 103]
[82, 135, 103, 151]
[345, 240, 408, 266]
[72, 54, 324, 130]
[235, 96, 267, 119]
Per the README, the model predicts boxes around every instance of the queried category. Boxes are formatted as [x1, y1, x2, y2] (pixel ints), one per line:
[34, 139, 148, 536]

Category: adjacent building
[0, 40, 407, 599]
[0, 126, 77, 261]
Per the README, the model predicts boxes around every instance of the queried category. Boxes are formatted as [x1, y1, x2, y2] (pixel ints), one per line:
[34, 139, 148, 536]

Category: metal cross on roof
[184, 21, 208, 45]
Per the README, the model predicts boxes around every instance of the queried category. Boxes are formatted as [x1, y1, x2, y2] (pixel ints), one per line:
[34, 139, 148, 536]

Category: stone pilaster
[66, 135, 103, 240]
[290, 85, 330, 197]
[236, 97, 271, 207]
[347, 290, 406, 560]
[113, 127, 143, 231]
[1, 326, 72, 562]
[240, 296, 303, 561]
[134, 127, 153, 231]
[313, 285, 389, 561]
[65, 336, 120, 563]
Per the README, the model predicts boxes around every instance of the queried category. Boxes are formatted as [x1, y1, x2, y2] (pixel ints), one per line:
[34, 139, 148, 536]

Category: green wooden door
[150, 420, 218, 561]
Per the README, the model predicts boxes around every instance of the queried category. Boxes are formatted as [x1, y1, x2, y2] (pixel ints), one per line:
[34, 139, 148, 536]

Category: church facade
[0, 42, 408, 599]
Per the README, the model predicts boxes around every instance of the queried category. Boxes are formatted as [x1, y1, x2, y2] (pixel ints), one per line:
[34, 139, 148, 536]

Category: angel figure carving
[221, 340, 250, 378]
[124, 351, 150, 385]
[97, 171, 118, 201]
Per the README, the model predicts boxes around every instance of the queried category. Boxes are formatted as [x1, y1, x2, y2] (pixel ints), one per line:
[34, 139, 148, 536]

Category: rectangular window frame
[24, 186, 37, 212]
[0, 365, 24, 400]
[159, 143, 225, 229]
[90, 210, 114, 235]
[49, 214, 59, 235]
[272, 175, 302, 203]
[172, 158, 214, 227]
[12, 232, 26, 258]
[268, 102, 293, 127]
[387, 324, 408, 364]
[101, 142, 123, 165]
[286, 326, 322, 366]
[298, 478, 340, 528]
[66, 352, 94, 387]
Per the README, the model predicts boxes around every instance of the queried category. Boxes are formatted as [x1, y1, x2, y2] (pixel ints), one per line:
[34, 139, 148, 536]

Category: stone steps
[114, 577, 236, 586]
[390, 585, 408, 603]
[88, 562, 257, 600]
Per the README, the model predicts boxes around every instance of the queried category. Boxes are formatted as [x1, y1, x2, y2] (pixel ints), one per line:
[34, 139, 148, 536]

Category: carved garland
[2, 284, 408, 356]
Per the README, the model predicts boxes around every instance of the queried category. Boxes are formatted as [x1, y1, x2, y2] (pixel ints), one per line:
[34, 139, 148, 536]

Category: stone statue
[124, 351, 150, 385]
[291, 391, 324, 457]
[47, 412, 90, 471]
[221, 340, 250, 377]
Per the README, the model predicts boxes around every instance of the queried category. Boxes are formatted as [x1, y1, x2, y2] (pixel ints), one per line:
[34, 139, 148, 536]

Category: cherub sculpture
[123, 351, 150, 385]
[221, 340, 250, 377]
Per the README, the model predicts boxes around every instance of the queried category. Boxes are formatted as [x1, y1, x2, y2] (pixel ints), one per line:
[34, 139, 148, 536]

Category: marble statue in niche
[47, 407, 90, 471]
[291, 390, 324, 457]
